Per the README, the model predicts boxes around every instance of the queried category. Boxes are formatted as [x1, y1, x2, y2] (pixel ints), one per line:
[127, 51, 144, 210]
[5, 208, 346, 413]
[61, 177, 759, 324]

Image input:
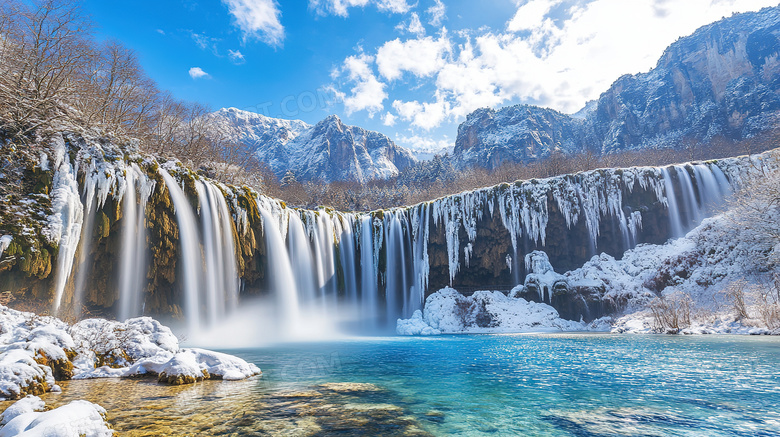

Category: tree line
[268, 129, 780, 212]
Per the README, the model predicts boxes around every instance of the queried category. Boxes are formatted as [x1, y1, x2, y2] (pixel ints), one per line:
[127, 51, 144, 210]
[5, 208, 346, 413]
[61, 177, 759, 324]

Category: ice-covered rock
[0, 397, 112, 437]
[396, 310, 441, 336]
[398, 287, 584, 335]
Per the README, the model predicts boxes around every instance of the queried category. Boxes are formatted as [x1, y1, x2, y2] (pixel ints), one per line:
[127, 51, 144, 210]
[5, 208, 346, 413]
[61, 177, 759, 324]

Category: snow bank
[69, 317, 259, 383]
[397, 287, 584, 335]
[0, 307, 73, 399]
[0, 396, 112, 437]
[0, 306, 260, 401]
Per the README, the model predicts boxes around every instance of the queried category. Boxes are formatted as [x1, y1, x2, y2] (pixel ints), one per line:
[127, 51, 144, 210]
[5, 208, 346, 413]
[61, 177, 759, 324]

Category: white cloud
[376, 33, 451, 81]
[189, 67, 210, 79]
[507, 0, 561, 32]
[309, 0, 411, 17]
[221, 0, 285, 47]
[395, 133, 452, 154]
[377, 0, 413, 14]
[228, 49, 246, 64]
[337, 54, 387, 115]
[382, 112, 397, 126]
[392, 98, 449, 130]
[426, 0, 446, 26]
[156, 29, 166, 36]
[396, 12, 425, 36]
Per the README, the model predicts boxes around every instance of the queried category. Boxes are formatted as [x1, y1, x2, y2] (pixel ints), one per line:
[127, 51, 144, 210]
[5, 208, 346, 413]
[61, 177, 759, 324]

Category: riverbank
[0, 305, 260, 435]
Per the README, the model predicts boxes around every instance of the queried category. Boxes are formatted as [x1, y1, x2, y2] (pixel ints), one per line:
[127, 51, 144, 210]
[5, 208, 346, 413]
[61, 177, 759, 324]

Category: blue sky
[83, 0, 778, 157]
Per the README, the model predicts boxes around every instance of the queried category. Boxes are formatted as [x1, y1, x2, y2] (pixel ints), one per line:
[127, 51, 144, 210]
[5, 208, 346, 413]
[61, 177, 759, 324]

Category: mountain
[453, 6, 780, 170]
[213, 108, 416, 183]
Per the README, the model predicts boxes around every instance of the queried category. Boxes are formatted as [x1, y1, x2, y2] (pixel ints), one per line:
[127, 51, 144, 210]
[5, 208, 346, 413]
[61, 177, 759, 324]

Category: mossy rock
[158, 369, 209, 385]
[34, 348, 76, 380]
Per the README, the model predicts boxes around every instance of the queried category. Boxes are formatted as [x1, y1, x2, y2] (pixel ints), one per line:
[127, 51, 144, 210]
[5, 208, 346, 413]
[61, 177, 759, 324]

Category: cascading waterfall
[118, 165, 153, 320]
[259, 207, 302, 332]
[196, 181, 240, 325]
[661, 168, 685, 238]
[159, 169, 203, 333]
[359, 215, 379, 328]
[71, 168, 97, 317]
[53, 150, 749, 334]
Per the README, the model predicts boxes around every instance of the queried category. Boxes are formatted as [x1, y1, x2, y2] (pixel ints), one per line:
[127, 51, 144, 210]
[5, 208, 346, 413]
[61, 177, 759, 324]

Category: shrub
[649, 291, 692, 334]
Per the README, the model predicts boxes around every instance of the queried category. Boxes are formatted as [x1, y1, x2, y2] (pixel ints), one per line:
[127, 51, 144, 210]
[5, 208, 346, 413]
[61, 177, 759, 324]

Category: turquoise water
[228, 333, 780, 436]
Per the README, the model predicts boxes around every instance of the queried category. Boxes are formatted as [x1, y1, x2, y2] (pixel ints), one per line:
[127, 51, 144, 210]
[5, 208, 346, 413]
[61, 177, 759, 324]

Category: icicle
[49, 136, 85, 315]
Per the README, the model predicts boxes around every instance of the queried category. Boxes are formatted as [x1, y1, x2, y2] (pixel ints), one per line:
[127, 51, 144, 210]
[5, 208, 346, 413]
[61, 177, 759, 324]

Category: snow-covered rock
[0, 397, 112, 437]
[0, 306, 261, 400]
[0, 395, 45, 426]
[397, 287, 584, 335]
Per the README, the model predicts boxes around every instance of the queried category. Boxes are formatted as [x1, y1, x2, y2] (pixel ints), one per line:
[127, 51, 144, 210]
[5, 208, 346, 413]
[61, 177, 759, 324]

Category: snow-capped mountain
[453, 6, 780, 170]
[213, 108, 416, 183]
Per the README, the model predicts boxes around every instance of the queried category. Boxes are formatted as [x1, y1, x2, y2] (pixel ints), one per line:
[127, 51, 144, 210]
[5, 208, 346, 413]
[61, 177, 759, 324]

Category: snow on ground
[0, 306, 261, 401]
[0, 396, 112, 437]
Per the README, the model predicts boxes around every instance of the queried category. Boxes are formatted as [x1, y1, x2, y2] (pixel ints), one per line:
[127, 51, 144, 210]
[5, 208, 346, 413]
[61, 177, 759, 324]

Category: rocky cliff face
[1, 129, 772, 327]
[213, 108, 416, 183]
[453, 6, 780, 169]
[212, 107, 310, 174]
[453, 106, 587, 170]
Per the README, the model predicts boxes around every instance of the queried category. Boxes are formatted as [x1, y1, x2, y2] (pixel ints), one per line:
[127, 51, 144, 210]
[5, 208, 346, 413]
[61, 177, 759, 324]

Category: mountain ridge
[213, 107, 416, 184]
[452, 6, 780, 169]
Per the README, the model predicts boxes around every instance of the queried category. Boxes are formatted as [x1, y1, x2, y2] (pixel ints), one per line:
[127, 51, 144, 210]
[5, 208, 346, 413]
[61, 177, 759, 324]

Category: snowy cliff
[213, 108, 416, 183]
[453, 6, 780, 169]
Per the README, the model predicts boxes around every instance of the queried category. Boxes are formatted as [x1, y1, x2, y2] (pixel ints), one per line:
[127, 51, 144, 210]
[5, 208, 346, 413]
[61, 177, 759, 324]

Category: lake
[27, 333, 780, 436]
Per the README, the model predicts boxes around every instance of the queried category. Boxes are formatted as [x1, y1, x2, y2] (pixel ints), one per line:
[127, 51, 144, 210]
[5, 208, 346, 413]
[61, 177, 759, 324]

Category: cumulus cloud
[188, 67, 210, 79]
[376, 33, 451, 81]
[392, 97, 449, 130]
[395, 133, 452, 154]
[310, 0, 412, 17]
[334, 54, 387, 115]
[382, 112, 397, 126]
[221, 0, 285, 47]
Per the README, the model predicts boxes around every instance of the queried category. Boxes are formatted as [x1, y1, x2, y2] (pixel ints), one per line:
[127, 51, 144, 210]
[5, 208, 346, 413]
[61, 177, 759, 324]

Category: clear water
[19, 334, 780, 436]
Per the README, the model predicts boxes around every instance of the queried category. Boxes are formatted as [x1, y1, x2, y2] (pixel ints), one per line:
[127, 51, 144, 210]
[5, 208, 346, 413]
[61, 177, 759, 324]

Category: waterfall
[58, 151, 743, 334]
[71, 169, 97, 317]
[159, 168, 203, 333]
[259, 207, 302, 333]
[196, 181, 239, 325]
[661, 168, 685, 238]
[337, 215, 359, 304]
[675, 166, 703, 228]
[360, 215, 379, 328]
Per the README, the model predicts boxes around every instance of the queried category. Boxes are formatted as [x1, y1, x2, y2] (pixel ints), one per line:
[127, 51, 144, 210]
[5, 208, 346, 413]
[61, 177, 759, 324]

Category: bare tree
[0, 0, 93, 137]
